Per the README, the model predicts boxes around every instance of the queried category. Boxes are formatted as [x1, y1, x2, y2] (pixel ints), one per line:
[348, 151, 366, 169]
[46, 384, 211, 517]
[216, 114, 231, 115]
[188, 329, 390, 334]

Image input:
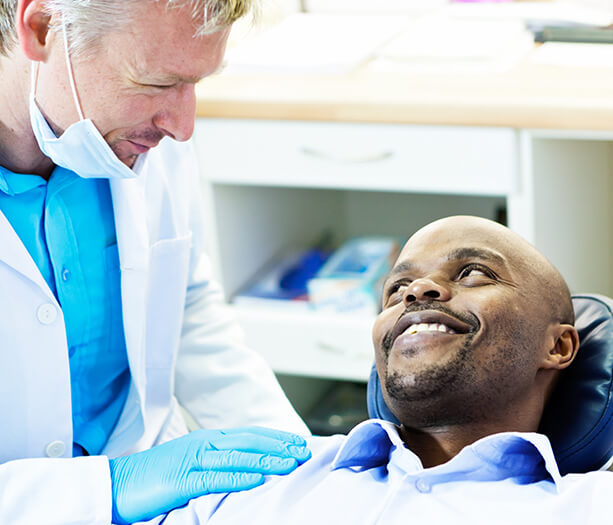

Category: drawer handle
[317, 341, 345, 355]
[300, 147, 395, 164]
[317, 341, 372, 360]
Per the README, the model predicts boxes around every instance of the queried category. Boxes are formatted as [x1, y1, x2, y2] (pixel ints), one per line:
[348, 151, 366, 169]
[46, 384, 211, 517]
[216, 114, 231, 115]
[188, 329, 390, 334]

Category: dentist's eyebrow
[143, 72, 205, 84]
[133, 63, 222, 85]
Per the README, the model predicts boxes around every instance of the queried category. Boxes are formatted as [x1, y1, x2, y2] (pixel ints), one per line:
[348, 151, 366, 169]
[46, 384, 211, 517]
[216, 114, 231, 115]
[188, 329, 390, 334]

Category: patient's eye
[384, 281, 410, 306]
[457, 264, 495, 284]
[460, 266, 485, 278]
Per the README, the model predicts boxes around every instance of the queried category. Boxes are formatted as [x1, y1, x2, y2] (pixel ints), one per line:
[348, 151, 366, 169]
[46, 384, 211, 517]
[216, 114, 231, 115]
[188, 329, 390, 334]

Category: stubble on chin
[382, 335, 480, 427]
[385, 334, 475, 402]
[124, 154, 138, 168]
[108, 141, 138, 167]
[383, 320, 534, 428]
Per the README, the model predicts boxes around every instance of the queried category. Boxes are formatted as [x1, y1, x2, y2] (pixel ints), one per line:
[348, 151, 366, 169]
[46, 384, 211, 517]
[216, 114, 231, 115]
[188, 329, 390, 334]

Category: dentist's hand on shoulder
[109, 426, 311, 524]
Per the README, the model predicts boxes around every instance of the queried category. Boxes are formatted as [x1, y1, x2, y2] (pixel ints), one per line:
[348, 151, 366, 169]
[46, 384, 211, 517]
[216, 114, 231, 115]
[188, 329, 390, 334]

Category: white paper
[532, 42, 613, 68]
[443, 1, 613, 28]
[304, 0, 448, 14]
[372, 16, 534, 74]
[224, 13, 409, 74]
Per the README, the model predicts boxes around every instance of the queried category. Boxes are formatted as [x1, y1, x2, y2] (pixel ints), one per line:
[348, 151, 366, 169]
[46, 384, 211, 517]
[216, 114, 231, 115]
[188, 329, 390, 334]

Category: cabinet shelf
[232, 304, 375, 382]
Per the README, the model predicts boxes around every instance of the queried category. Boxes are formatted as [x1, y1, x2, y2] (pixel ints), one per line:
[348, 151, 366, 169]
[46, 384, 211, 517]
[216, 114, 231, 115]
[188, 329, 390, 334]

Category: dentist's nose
[403, 276, 452, 305]
[153, 84, 196, 142]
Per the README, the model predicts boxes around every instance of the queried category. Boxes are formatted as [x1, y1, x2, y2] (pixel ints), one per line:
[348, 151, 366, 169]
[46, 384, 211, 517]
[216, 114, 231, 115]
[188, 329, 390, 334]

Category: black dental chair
[367, 294, 613, 475]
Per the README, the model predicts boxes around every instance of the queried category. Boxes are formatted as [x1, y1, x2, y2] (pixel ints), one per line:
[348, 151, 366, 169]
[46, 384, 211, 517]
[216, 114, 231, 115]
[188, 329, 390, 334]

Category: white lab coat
[0, 138, 308, 524]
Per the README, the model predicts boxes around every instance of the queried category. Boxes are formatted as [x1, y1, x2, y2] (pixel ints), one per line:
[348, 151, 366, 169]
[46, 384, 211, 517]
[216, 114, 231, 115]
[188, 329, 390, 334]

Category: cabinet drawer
[233, 306, 375, 382]
[194, 119, 517, 196]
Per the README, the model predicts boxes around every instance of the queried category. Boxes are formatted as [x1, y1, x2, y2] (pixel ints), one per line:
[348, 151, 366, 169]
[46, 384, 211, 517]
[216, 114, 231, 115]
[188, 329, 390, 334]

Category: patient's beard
[383, 324, 532, 428]
[383, 334, 480, 427]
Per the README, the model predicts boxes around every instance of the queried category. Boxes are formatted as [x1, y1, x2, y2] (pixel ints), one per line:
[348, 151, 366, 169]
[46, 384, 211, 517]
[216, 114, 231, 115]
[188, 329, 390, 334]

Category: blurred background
[191, 0, 613, 434]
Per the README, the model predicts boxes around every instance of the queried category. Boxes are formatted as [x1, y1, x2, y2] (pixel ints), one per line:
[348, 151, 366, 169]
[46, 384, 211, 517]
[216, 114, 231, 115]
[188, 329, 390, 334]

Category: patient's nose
[404, 277, 451, 304]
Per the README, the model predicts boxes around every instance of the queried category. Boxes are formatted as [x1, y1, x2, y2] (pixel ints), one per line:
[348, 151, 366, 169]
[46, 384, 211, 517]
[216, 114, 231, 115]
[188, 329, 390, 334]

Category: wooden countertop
[196, 50, 613, 131]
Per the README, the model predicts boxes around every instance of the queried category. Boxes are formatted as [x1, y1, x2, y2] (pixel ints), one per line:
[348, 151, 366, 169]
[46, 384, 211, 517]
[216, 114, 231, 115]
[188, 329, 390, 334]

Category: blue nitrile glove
[109, 426, 311, 524]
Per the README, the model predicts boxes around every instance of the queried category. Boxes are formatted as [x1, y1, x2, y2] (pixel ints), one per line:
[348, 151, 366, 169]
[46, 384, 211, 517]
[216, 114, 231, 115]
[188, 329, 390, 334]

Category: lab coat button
[415, 479, 431, 493]
[45, 440, 66, 458]
[37, 304, 58, 325]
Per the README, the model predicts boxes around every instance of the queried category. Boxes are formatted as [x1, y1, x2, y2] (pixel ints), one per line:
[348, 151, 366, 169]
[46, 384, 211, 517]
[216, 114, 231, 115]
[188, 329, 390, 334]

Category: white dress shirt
[146, 419, 613, 525]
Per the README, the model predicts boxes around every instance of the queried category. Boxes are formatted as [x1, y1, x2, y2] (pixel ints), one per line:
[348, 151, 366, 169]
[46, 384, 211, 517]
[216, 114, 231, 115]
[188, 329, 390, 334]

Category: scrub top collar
[0, 165, 47, 196]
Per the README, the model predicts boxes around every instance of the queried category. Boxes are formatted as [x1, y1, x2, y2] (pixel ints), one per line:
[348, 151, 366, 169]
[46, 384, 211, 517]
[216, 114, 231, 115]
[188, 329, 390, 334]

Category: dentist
[0, 1, 310, 524]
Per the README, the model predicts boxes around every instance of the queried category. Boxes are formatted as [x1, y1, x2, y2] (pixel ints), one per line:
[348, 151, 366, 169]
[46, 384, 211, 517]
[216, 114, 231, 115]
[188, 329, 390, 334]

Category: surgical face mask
[29, 22, 143, 179]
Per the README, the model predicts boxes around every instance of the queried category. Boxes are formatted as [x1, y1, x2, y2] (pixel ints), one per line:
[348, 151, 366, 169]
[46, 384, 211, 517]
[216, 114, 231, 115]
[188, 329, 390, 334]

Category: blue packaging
[307, 237, 400, 315]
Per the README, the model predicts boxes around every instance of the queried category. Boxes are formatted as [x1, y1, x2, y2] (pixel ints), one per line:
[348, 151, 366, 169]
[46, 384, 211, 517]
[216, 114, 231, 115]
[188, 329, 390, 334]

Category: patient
[144, 216, 612, 524]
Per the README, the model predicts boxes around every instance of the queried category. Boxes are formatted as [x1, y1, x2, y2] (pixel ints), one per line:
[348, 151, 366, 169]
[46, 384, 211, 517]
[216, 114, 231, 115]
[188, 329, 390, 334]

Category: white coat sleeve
[173, 142, 310, 436]
[0, 456, 112, 525]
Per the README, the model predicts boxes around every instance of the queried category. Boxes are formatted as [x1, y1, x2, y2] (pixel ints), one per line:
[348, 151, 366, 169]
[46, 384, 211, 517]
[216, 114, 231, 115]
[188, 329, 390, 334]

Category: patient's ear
[541, 324, 580, 370]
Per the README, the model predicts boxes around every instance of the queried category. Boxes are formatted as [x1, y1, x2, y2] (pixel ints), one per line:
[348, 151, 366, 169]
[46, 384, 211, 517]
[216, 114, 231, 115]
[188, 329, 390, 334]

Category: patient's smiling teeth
[407, 323, 456, 335]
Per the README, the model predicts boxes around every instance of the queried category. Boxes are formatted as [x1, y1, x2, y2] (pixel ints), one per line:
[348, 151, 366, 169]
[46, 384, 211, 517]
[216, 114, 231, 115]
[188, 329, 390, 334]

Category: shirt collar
[331, 419, 562, 490]
[468, 431, 563, 488]
[331, 419, 402, 470]
[0, 165, 47, 196]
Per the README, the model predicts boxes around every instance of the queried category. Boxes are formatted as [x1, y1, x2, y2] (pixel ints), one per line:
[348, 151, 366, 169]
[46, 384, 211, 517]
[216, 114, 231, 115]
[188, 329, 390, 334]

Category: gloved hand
[109, 426, 311, 524]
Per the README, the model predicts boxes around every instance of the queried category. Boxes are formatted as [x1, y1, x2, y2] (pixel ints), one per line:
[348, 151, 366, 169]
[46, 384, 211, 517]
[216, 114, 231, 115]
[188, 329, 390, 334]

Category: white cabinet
[193, 119, 613, 382]
[197, 119, 517, 194]
[509, 131, 613, 298]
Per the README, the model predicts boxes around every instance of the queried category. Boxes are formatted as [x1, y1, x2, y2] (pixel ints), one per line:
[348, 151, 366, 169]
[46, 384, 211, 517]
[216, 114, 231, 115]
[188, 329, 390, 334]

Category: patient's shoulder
[157, 434, 348, 524]
[306, 433, 347, 457]
[559, 469, 613, 505]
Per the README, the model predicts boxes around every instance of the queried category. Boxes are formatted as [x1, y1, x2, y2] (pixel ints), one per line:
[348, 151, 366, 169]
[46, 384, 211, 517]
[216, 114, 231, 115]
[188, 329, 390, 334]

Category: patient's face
[372, 216, 553, 426]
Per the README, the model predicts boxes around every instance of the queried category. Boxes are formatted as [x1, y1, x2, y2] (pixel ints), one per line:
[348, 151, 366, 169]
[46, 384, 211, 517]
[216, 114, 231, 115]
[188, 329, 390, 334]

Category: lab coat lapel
[109, 177, 149, 400]
[0, 209, 57, 303]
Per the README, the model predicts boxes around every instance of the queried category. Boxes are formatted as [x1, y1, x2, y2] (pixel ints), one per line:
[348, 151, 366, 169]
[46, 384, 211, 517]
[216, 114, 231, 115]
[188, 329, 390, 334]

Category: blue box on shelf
[233, 248, 330, 311]
[307, 237, 400, 316]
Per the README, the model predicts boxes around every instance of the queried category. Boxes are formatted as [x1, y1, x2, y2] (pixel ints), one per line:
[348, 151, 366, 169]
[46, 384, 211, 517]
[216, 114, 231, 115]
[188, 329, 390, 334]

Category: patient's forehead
[399, 216, 523, 265]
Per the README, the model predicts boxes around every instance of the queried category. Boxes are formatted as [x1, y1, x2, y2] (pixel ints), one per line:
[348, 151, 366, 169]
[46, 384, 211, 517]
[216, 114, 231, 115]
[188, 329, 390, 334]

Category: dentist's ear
[541, 324, 580, 370]
[16, 0, 54, 62]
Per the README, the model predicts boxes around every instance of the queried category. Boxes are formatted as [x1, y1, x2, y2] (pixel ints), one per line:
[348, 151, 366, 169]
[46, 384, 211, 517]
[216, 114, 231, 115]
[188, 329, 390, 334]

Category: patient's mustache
[382, 304, 480, 355]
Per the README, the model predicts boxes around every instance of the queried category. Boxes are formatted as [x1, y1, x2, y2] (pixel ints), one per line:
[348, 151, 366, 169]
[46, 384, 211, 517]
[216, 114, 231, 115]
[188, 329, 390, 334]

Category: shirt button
[45, 440, 66, 458]
[37, 304, 58, 325]
[415, 479, 431, 493]
[61, 268, 71, 282]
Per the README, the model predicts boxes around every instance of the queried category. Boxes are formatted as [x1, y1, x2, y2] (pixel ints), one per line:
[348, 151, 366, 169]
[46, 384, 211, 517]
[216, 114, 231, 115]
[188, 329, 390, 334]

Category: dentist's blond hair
[0, 0, 256, 57]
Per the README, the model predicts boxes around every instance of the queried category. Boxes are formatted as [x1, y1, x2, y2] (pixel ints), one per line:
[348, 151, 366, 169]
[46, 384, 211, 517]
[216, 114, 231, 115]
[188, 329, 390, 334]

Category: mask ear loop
[61, 19, 85, 121]
[30, 60, 40, 101]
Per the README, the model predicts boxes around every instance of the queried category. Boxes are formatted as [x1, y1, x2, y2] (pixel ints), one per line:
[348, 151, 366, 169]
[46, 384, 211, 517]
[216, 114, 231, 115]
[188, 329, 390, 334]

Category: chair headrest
[366, 294, 613, 474]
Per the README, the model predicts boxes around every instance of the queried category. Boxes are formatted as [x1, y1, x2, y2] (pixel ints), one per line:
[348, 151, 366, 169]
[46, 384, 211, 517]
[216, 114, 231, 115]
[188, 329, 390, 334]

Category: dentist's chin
[111, 139, 153, 167]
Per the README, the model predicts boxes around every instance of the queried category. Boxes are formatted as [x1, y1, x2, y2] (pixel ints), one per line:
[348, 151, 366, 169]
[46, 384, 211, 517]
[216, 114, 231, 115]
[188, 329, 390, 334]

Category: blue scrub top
[0, 165, 130, 456]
